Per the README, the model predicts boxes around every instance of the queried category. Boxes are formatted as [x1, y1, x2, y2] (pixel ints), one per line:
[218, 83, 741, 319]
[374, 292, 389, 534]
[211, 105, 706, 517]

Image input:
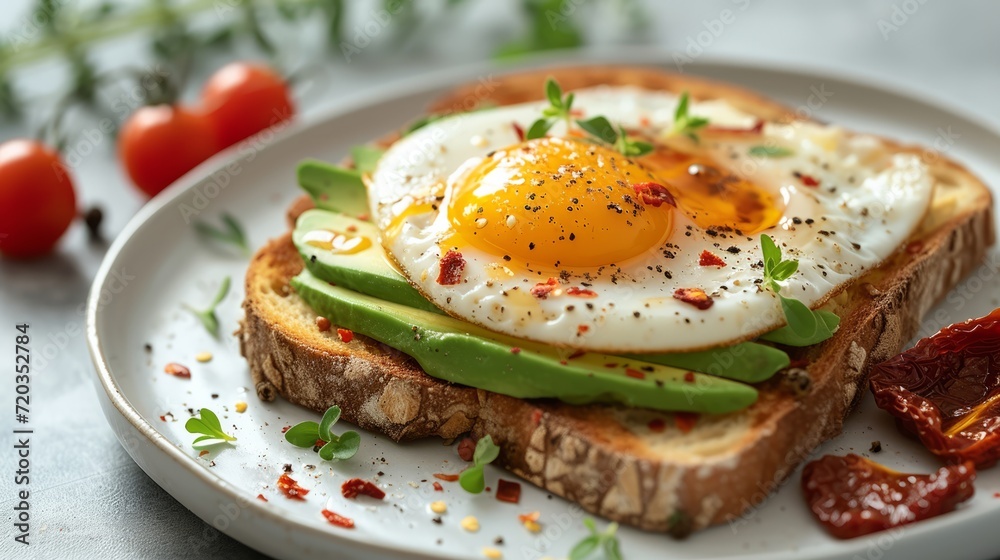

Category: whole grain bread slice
[239, 66, 995, 534]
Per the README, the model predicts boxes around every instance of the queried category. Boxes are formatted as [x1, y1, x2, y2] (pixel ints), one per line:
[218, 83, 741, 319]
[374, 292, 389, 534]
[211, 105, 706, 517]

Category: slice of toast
[239, 66, 994, 534]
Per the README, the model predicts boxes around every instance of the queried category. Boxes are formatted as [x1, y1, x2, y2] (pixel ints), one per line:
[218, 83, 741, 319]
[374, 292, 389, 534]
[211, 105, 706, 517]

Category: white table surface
[1, 1, 998, 558]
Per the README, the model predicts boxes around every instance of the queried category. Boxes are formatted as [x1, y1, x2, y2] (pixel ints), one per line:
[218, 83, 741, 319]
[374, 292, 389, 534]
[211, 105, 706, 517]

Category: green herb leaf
[183, 277, 231, 338]
[526, 118, 554, 140]
[670, 91, 710, 142]
[185, 408, 236, 449]
[761, 310, 840, 347]
[604, 536, 623, 560]
[569, 535, 600, 560]
[472, 435, 500, 465]
[318, 405, 342, 442]
[458, 464, 486, 493]
[545, 77, 563, 107]
[194, 213, 250, 256]
[459, 435, 500, 494]
[749, 145, 795, 158]
[576, 116, 618, 144]
[770, 259, 799, 282]
[779, 295, 818, 339]
[318, 431, 360, 461]
[284, 421, 320, 447]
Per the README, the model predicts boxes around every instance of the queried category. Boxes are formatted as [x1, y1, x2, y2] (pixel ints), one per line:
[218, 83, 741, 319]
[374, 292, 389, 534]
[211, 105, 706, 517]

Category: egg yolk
[447, 137, 673, 268]
[641, 147, 782, 234]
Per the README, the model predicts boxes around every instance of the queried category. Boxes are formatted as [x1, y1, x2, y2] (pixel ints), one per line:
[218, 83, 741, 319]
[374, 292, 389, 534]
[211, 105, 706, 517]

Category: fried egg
[367, 87, 934, 352]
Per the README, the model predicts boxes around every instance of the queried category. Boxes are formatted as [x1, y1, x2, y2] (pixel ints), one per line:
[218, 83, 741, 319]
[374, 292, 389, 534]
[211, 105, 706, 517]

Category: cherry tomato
[0, 139, 77, 258]
[118, 105, 218, 197]
[200, 62, 295, 149]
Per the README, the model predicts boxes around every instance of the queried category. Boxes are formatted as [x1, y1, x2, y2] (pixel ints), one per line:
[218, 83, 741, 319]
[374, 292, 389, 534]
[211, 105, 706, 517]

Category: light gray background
[1, 1, 997, 559]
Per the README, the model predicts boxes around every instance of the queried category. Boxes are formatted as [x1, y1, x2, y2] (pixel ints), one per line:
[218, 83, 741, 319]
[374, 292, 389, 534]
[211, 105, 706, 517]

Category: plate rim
[85, 47, 1000, 560]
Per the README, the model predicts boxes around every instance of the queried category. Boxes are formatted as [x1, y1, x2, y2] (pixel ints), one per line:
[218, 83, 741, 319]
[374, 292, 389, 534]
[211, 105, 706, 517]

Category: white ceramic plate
[87, 53, 1000, 560]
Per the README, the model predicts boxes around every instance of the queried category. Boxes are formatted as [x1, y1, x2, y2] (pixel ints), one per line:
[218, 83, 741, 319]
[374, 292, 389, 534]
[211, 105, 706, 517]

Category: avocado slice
[626, 342, 790, 384]
[296, 160, 369, 217]
[759, 311, 840, 347]
[350, 145, 385, 175]
[292, 269, 758, 414]
[294, 210, 443, 314]
[295, 208, 790, 382]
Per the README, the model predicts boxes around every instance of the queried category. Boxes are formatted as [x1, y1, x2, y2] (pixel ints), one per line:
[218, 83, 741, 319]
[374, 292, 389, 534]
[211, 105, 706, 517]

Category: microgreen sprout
[526, 78, 576, 140]
[284, 405, 361, 462]
[183, 276, 231, 338]
[759, 234, 840, 345]
[458, 435, 500, 494]
[575, 116, 654, 157]
[569, 518, 623, 560]
[194, 213, 250, 256]
[185, 408, 236, 449]
[670, 91, 710, 142]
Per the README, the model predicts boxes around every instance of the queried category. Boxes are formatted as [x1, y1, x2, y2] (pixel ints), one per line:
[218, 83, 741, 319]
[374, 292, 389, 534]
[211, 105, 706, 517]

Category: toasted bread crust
[240, 65, 995, 533]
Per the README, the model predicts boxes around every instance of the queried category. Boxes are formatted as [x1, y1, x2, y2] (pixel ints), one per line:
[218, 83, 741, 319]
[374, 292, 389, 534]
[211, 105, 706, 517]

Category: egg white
[368, 86, 934, 352]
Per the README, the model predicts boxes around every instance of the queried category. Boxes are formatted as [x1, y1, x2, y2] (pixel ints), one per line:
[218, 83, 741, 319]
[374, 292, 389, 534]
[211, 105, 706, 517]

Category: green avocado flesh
[292, 269, 758, 414]
[294, 208, 790, 386]
[296, 160, 369, 217]
[294, 209, 442, 313]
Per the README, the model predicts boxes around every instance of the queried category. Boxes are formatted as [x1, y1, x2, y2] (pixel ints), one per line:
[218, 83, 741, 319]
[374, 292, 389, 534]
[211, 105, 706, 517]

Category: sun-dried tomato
[632, 182, 677, 208]
[164, 362, 191, 378]
[530, 277, 559, 299]
[341, 478, 385, 500]
[673, 287, 713, 310]
[698, 250, 726, 267]
[321, 509, 355, 529]
[496, 479, 522, 504]
[566, 286, 597, 298]
[277, 474, 309, 500]
[870, 308, 1000, 467]
[436, 250, 465, 285]
[801, 454, 975, 539]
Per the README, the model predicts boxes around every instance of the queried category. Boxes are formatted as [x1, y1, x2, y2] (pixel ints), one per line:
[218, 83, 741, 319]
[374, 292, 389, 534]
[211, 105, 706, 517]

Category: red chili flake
[559, 360, 568, 365]
[699, 250, 726, 267]
[281, 425, 292, 433]
[321, 509, 355, 529]
[994, 492, 1000, 498]
[356, 213, 370, 221]
[436, 250, 466, 285]
[802, 454, 975, 539]
[639, 115, 652, 127]
[314, 439, 326, 448]
[531, 409, 543, 426]
[512, 121, 525, 141]
[496, 479, 522, 504]
[159, 415, 167, 422]
[164, 362, 191, 378]
[198, 450, 210, 457]
[457, 437, 477, 462]
[256, 494, 268, 502]
[316, 317, 331, 332]
[871, 308, 1000, 467]
[648, 418, 666, 433]
[632, 182, 677, 208]
[625, 368, 646, 380]
[510, 347, 521, 354]
[604, 363, 618, 368]
[577, 325, 590, 334]
[684, 371, 696, 383]
[799, 174, 820, 187]
[673, 288, 713, 310]
[519, 511, 540, 524]
[675, 412, 698, 434]
[346, 224, 358, 232]
[530, 277, 560, 299]
[569, 108, 585, 118]
[277, 474, 309, 500]
[433, 482, 444, 492]
[342, 478, 386, 500]
[906, 240, 924, 254]
[566, 287, 598, 298]
[433, 473, 460, 482]
[337, 328, 354, 343]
